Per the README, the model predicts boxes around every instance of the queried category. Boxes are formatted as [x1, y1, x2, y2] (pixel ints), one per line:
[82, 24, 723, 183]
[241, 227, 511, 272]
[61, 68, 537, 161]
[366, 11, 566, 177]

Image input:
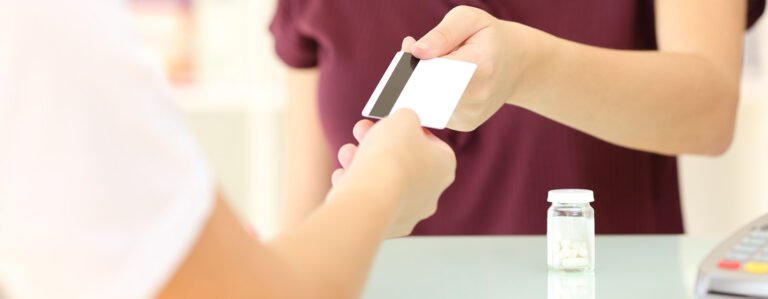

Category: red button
[719, 260, 741, 270]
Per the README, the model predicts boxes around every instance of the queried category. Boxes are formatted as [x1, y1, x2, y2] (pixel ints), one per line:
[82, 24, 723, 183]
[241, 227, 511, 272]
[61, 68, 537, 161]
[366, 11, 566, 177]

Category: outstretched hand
[402, 6, 533, 132]
[332, 110, 456, 237]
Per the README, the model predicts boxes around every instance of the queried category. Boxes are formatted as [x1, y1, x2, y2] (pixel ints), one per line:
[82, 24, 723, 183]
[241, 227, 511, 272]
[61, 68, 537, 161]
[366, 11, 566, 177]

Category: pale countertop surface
[363, 236, 723, 299]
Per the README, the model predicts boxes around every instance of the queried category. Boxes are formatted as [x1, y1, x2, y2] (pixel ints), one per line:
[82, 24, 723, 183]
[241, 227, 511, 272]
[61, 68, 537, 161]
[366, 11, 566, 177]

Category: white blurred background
[130, 0, 768, 238]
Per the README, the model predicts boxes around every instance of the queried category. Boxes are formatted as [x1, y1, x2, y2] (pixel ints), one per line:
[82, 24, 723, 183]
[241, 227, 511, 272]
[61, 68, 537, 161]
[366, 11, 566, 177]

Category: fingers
[401, 36, 416, 52]
[331, 168, 345, 186]
[386, 108, 421, 129]
[428, 134, 456, 163]
[353, 119, 375, 143]
[422, 127, 445, 143]
[337, 143, 357, 168]
[411, 6, 492, 59]
[422, 127, 434, 136]
[386, 226, 414, 239]
[389, 109, 456, 174]
[420, 127, 457, 178]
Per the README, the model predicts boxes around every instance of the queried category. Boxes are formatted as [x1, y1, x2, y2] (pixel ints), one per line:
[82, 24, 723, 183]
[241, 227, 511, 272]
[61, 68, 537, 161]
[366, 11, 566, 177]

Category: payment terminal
[696, 213, 768, 298]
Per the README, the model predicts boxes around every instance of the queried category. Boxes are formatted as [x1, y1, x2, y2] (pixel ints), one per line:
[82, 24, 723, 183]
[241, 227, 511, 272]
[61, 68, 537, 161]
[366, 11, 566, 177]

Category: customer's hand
[402, 6, 532, 132]
[332, 109, 456, 237]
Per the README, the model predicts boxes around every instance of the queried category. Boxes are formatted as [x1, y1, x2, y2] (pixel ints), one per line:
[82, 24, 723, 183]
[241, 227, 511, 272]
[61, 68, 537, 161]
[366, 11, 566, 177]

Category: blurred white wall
[679, 17, 768, 236]
[179, 1, 768, 237]
[177, 0, 285, 238]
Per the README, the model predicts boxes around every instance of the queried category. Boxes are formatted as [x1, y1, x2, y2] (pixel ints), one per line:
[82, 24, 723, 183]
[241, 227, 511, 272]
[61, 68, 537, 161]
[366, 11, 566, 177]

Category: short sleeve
[269, 0, 319, 68]
[0, 2, 213, 299]
[748, 0, 766, 28]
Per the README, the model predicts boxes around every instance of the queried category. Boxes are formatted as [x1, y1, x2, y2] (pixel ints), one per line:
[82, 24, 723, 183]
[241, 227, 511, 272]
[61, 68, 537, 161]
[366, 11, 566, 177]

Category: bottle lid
[547, 189, 594, 204]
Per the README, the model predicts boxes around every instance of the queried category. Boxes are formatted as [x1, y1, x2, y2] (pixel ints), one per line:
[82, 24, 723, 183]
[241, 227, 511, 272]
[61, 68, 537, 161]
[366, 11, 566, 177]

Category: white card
[362, 51, 477, 129]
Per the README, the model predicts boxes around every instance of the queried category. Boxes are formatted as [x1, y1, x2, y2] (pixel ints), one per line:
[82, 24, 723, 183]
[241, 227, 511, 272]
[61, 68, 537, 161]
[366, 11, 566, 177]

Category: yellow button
[744, 262, 768, 274]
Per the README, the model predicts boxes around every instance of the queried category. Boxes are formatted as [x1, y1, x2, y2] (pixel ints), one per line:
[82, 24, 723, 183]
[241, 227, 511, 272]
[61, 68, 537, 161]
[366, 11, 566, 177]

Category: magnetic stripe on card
[369, 53, 420, 118]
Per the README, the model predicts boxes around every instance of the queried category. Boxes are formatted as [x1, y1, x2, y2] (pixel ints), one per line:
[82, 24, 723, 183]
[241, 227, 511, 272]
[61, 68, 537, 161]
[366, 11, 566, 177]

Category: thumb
[387, 108, 422, 129]
[401, 36, 417, 52]
[412, 6, 492, 59]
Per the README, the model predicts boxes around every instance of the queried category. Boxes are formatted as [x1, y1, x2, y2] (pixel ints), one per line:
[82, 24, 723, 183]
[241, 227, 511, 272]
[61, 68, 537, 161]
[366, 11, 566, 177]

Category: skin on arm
[407, 1, 748, 156]
[159, 184, 399, 299]
[511, 0, 746, 156]
[281, 68, 334, 229]
[159, 109, 456, 299]
[159, 180, 399, 299]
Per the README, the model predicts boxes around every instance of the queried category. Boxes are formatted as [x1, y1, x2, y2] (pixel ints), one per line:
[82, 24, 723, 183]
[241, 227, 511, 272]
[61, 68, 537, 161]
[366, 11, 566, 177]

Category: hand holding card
[362, 51, 477, 129]
[332, 110, 457, 237]
[404, 7, 528, 132]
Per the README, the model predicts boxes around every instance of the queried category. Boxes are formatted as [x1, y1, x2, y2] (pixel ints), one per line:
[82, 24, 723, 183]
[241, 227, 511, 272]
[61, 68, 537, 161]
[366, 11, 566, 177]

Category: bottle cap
[547, 189, 594, 204]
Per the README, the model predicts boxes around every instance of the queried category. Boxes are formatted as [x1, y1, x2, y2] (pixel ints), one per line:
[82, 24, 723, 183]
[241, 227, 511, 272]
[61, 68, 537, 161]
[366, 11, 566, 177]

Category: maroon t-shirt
[270, 0, 765, 235]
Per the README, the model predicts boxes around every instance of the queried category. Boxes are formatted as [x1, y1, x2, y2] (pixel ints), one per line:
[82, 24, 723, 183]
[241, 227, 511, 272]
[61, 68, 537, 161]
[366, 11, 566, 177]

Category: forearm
[281, 68, 334, 229]
[281, 111, 334, 228]
[161, 166, 401, 299]
[509, 23, 740, 155]
[269, 163, 402, 298]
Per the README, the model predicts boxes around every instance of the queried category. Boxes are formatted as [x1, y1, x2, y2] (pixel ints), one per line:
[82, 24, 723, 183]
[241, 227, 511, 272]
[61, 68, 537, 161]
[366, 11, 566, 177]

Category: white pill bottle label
[546, 189, 595, 272]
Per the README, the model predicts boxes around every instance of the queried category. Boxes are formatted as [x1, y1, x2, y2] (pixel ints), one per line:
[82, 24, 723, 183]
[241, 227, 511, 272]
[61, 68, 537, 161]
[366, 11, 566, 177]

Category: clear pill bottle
[547, 189, 595, 272]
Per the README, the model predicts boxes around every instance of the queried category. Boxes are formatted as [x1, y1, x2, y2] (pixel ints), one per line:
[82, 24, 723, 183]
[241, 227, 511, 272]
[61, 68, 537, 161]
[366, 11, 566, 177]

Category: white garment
[0, 1, 214, 298]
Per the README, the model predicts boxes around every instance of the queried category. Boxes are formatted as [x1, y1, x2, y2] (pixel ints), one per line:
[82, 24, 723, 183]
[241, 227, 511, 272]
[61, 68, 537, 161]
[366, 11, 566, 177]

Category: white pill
[572, 241, 587, 250]
[577, 247, 589, 258]
[561, 257, 589, 268]
[565, 248, 578, 258]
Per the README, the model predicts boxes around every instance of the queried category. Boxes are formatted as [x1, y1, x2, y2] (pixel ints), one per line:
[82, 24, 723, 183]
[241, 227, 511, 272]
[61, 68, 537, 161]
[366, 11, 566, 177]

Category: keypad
[719, 260, 741, 271]
[725, 252, 750, 262]
[718, 229, 768, 273]
[751, 230, 768, 240]
[743, 238, 765, 247]
[744, 262, 768, 274]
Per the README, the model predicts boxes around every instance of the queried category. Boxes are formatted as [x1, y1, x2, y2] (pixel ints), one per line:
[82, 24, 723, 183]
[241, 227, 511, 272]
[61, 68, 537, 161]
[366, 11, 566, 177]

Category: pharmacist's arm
[280, 67, 335, 230]
[409, 1, 751, 155]
[512, 0, 748, 155]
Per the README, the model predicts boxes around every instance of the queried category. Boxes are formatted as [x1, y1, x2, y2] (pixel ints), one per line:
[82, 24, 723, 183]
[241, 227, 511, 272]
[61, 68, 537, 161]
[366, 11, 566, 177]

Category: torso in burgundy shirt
[270, 0, 765, 235]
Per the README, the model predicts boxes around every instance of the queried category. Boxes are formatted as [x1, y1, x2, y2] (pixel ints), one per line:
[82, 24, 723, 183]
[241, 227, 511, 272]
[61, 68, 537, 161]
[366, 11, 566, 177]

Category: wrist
[502, 21, 558, 107]
[328, 157, 407, 220]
